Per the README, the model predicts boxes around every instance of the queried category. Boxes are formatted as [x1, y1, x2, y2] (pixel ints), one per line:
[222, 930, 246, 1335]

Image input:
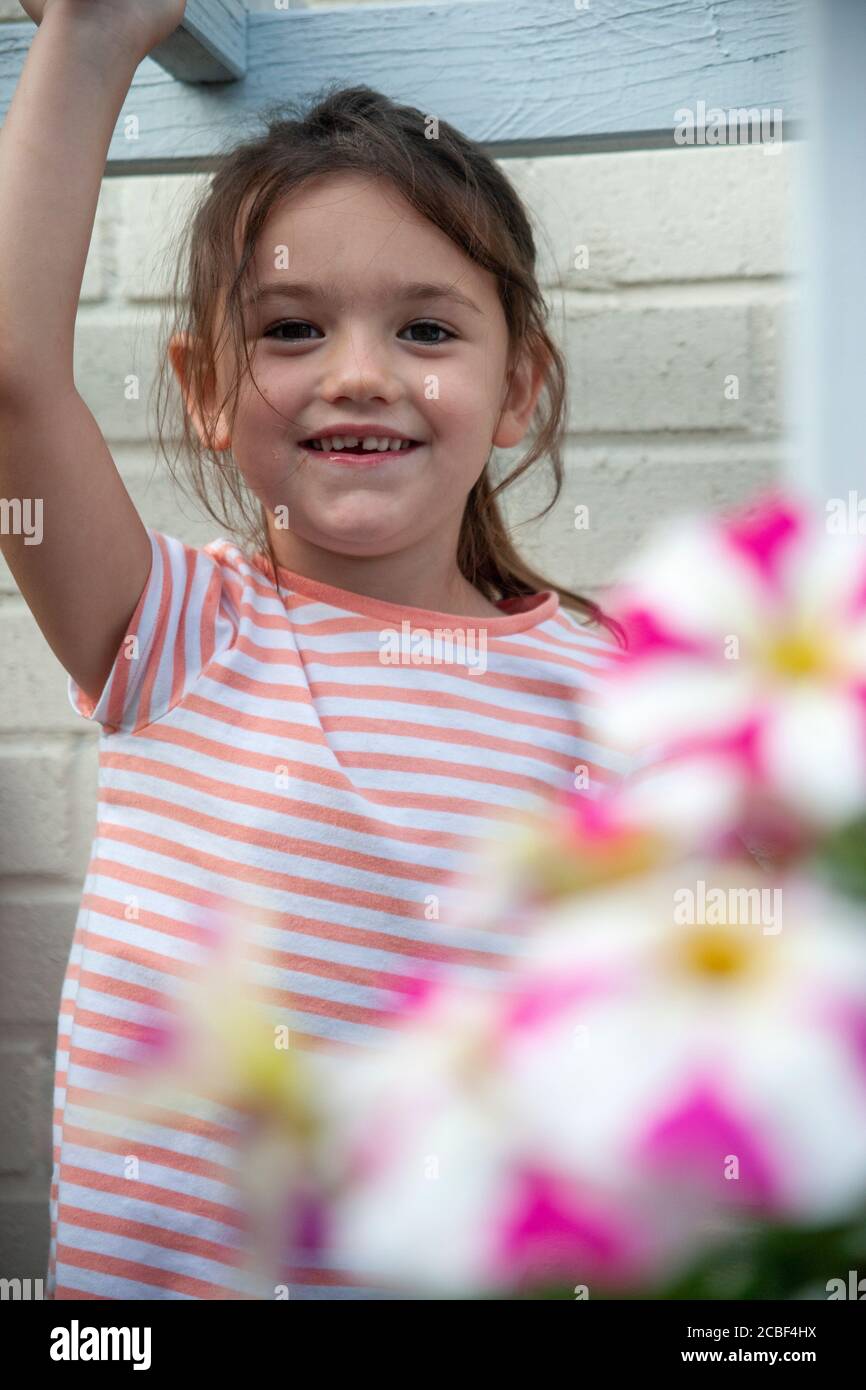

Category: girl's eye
[400, 321, 455, 345]
[263, 321, 321, 342]
[262, 319, 455, 344]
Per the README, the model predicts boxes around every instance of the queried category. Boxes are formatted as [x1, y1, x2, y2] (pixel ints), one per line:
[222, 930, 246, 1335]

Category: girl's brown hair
[154, 83, 626, 646]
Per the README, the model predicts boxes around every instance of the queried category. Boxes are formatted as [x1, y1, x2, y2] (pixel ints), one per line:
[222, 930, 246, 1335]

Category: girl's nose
[319, 330, 401, 401]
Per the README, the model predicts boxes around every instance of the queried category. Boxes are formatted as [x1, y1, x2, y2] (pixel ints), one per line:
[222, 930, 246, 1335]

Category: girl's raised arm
[0, 0, 186, 707]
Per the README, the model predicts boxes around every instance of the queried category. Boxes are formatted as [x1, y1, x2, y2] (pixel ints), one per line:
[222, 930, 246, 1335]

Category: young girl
[1, 2, 629, 1299]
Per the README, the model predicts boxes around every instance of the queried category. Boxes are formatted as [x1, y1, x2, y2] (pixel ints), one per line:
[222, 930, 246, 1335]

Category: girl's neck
[265, 527, 503, 618]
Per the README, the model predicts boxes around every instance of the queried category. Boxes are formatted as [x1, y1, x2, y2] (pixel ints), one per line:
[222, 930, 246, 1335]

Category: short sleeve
[67, 527, 237, 735]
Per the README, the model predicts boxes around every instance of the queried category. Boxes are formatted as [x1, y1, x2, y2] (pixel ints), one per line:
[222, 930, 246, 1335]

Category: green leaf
[806, 812, 866, 906]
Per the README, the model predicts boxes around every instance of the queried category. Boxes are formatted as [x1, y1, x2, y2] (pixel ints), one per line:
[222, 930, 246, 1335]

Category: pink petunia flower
[595, 490, 866, 848]
[503, 861, 866, 1229]
[320, 856, 866, 1295]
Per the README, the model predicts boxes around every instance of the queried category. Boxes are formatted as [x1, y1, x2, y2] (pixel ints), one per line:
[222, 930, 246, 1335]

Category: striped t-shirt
[47, 526, 628, 1300]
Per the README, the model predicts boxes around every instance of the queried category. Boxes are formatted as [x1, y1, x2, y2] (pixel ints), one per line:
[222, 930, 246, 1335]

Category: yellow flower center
[762, 628, 832, 680]
[678, 925, 756, 979]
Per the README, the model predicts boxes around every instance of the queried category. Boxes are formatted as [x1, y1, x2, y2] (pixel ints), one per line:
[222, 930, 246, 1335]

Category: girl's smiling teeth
[303, 435, 420, 453]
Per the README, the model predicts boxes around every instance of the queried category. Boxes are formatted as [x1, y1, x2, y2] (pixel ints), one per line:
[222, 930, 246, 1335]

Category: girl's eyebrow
[243, 278, 483, 315]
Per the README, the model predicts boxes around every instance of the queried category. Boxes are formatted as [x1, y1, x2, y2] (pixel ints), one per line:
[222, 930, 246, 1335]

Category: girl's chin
[271, 519, 416, 557]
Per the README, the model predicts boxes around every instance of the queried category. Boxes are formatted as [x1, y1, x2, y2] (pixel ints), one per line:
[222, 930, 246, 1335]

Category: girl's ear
[168, 331, 232, 452]
[492, 349, 546, 449]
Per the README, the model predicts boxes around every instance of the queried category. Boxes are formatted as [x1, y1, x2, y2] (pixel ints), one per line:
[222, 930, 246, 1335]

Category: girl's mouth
[299, 440, 424, 467]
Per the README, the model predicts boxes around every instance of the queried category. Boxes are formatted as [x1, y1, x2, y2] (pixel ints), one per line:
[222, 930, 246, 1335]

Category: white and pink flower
[505, 862, 866, 1227]
[316, 977, 711, 1295]
[319, 859, 866, 1295]
[596, 491, 866, 848]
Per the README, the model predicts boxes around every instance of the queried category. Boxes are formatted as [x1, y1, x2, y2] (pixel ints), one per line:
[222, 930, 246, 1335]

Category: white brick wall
[0, 0, 797, 1283]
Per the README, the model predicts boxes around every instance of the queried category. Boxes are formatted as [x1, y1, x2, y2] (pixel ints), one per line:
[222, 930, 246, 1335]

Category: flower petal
[611, 514, 776, 646]
[759, 686, 866, 825]
[598, 657, 760, 750]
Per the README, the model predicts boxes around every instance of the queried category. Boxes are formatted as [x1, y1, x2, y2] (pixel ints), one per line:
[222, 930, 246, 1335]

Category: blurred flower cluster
[103, 490, 866, 1298]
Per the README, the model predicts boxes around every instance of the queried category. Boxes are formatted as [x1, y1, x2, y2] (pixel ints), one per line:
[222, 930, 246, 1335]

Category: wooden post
[785, 0, 866, 508]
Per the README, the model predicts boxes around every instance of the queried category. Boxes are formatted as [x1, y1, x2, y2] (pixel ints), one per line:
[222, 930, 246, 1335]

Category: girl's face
[181, 171, 541, 564]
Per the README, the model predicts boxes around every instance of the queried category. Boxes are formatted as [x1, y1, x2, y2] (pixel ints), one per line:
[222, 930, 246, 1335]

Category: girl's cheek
[233, 440, 298, 503]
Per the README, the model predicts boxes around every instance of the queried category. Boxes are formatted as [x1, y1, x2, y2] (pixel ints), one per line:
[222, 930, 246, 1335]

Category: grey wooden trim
[0, 0, 804, 171]
[147, 0, 248, 83]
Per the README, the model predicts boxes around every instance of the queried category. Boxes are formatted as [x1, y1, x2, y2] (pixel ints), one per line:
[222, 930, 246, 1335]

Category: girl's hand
[18, 0, 187, 60]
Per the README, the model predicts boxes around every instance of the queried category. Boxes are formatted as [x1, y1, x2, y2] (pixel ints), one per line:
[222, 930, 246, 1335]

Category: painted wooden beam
[147, 0, 248, 84]
[0, 0, 804, 174]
